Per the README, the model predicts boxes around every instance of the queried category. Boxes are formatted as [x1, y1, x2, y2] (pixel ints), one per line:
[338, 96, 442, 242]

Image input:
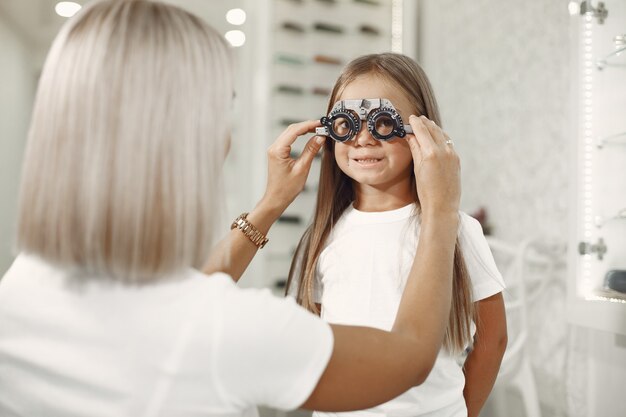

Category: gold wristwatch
[231, 213, 269, 249]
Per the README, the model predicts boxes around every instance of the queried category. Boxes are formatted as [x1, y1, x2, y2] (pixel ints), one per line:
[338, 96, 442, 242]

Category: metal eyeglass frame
[315, 98, 413, 142]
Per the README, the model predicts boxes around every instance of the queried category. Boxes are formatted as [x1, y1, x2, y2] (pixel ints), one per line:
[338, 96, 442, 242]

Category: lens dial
[323, 109, 361, 142]
[367, 107, 407, 140]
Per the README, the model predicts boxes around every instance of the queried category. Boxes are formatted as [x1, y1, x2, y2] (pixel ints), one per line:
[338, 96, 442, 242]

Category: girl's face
[334, 74, 415, 192]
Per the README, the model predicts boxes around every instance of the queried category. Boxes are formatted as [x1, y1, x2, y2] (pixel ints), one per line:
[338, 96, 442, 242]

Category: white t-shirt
[0, 254, 334, 417]
[290, 203, 505, 417]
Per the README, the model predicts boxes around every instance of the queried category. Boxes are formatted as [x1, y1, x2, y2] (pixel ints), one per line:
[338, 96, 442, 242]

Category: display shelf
[596, 131, 626, 148]
[596, 44, 626, 69]
[591, 289, 626, 303]
[593, 208, 626, 228]
[269, 0, 396, 174]
[567, 7, 626, 335]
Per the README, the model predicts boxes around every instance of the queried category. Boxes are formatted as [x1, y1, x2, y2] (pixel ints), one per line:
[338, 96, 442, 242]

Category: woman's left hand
[260, 120, 325, 216]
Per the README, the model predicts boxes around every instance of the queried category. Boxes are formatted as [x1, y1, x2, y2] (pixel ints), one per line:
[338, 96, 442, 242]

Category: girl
[287, 53, 508, 417]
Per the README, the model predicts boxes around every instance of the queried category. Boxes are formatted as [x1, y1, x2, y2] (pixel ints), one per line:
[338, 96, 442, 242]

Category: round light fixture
[225, 30, 246, 47]
[55, 1, 82, 18]
[568, 1, 580, 16]
[226, 8, 246, 26]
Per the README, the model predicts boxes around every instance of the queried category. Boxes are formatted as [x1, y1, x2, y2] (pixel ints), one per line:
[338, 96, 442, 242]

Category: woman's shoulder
[188, 269, 235, 289]
[191, 270, 302, 311]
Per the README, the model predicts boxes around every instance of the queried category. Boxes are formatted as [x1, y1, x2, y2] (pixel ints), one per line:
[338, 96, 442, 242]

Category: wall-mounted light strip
[391, 0, 403, 53]
[581, 15, 594, 297]
[586, 294, 626, 304]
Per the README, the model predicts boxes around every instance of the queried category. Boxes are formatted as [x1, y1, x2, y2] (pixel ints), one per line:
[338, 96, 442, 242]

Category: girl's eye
[374, 115, 395, 136]
[333, 118, 351, 135]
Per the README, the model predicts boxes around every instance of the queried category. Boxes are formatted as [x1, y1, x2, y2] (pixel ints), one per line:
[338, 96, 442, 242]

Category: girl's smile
[350, 154, 384, 166]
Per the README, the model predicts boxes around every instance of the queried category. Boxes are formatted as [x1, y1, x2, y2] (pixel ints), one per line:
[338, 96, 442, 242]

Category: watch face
[231, 214, 247, 229]
[367, 108, 407, 140]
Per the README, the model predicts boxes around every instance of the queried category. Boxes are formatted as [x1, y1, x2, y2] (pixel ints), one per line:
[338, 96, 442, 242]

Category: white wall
[0, 15, 35, 275]
[417, 1, 626, 416]
[419, 0, 571, 244]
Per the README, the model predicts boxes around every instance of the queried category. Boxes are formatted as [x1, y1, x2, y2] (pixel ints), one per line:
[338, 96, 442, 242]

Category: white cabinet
[568, 0, 626, 335]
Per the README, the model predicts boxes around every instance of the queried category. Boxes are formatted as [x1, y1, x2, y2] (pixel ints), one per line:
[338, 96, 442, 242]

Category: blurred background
[0, 0, 625, 416]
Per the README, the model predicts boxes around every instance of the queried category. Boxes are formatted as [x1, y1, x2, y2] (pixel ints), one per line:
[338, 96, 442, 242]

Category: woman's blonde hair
[286, 53, 476, 354]
[16, 0, 233, 282]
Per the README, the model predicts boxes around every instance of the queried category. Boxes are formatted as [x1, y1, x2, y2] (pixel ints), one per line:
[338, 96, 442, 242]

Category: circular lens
[373, 113, 396, 138]
[331, 115, 354, 140]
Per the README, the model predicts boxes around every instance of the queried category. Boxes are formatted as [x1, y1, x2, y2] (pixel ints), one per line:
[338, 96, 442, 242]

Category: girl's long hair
[285, 53, 476, 354]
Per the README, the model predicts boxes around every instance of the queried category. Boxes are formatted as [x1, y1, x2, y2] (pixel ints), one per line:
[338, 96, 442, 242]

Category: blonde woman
[287, 54, 508, 417]
[1, 1, 461, 416]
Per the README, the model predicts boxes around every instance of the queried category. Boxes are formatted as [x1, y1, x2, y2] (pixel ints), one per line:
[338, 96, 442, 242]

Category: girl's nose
[354, 125, 376, 147]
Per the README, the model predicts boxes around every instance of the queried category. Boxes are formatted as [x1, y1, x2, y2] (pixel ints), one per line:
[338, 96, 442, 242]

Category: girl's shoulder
[456, 211, 506, 298]
[458, 211, 484, 237]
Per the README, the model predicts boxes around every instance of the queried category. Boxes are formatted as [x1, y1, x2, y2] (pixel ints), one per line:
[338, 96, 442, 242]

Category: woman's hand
[259, 120, 325, 215]
[405, 115, 461, 218]
[203, 120, 323, 281]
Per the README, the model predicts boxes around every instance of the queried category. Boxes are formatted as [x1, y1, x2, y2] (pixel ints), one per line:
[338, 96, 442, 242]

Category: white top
[0, 254, 334, 417]
[290, 203, 505, 417]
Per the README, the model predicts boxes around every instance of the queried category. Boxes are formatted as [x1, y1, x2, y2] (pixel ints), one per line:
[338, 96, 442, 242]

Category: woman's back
[0, 254, 333, 417]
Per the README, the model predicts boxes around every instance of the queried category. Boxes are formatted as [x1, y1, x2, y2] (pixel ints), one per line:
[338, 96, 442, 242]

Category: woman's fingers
[420, 116, 447, 148]
[264, 120, 324, 211]
[269, 120, 322, 157]
[294, 135, 325, 172]
[407, 115, 448, 152]
[405, 114, 460, 216]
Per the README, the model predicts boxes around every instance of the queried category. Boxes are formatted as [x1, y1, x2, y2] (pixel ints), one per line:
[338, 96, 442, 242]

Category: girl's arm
[463, 293, 508, 417]
[301, 115, 462, 411]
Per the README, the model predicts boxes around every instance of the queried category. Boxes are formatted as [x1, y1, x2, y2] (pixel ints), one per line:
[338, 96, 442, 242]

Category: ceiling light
[225, 30, 246, 47]
[568, 1, 580, 15]
[226, 8, 246, 26]
[55, 1, 82, 18]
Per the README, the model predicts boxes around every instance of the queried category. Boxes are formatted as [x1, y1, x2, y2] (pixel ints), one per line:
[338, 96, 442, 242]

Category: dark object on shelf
[313, 54, 343, 65]
[605, 270, 626, 293]
[470, 206, 493, 235]
[354, 0, 381, 5]
[282, 21, 306, 33]
[275, 53, 306, 65]
[359, 24, 381, 36]
[279, 118, 302, 127]
[312, 86, 331, 96]
[274, 278, 287, 290]
[278, 215, 302, 224]
[313, 22, 343, 34]
[276, 85, 304, 95]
